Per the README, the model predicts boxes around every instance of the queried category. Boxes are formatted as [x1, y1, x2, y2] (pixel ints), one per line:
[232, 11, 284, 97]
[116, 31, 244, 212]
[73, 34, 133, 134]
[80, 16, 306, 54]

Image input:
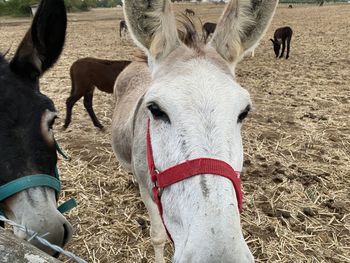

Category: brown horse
[63, 58, 131, 129]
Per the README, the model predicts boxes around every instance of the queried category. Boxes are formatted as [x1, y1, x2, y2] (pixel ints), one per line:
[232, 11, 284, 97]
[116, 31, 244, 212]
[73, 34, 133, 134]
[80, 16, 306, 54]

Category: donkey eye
[48, 116, 57, 130]
[147, 103, 170, 123]
[238, 105, 251, 123]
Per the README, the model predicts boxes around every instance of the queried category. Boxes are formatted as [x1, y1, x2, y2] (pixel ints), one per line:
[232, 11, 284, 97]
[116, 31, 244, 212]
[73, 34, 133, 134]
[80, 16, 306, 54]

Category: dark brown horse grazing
[64, 58, 131, 129]
[202, 22, 216, 43]
[119, 19, 128, 37]
[270, 26, 293, 59]
[185, 8, 195, 16]
[0, 0, 73, 256]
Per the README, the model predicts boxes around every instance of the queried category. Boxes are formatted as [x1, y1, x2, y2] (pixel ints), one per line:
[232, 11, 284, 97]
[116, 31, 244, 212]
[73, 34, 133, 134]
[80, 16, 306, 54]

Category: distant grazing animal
[64, 58, 131, 129]
[185, 8, 195, 16]
[0, 0, 73, 255]
[288, 4, 293, 8]
[270, 26, 293, 59]
[111, 0, 277, 261]
[119, 19, 128, 37]
[202, 22, 216, 42]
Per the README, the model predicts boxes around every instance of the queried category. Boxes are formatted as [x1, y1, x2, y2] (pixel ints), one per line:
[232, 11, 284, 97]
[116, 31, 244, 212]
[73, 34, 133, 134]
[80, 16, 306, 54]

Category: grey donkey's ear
[210, 0, 278, 65]
[123, 0, 180, 62]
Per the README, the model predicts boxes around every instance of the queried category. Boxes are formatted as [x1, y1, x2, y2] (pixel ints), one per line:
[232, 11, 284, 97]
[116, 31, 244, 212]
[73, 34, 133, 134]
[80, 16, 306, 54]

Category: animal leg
[139, 184, 167, 263]
[83, 90, 104, 129]
[279, 41, 286, 58]
[286, 37, 291, 59]
[63, 95, 82, 129]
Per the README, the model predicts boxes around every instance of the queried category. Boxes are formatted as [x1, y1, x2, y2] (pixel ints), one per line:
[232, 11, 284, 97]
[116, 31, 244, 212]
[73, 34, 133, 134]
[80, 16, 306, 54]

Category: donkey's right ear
[123, 0, 180, 63]
[210, 0, 278, 66]
[270, 39, 275, 43]
[10, 0, 67, 80]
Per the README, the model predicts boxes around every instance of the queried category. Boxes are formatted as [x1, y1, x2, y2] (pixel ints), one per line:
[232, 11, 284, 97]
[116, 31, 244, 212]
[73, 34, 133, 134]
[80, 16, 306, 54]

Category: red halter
[146, 119, 243, 240]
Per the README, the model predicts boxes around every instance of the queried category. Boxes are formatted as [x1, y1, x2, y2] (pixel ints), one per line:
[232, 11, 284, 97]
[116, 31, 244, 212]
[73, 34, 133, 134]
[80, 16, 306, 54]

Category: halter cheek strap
[146, 119, 243, 241]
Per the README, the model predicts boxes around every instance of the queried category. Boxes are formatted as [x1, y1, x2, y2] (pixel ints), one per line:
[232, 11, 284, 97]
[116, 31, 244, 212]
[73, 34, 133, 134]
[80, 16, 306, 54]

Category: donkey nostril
[62, 223, 70, 247]
[52, 223, 69, 258]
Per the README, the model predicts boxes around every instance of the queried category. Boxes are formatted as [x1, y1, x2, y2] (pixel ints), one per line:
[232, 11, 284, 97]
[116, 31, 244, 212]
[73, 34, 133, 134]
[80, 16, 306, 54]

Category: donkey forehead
[146, 46, 251, 111]
[153, 45, 234, 78]
[0, 67, 56, 113]
[0, 93, 56, 140]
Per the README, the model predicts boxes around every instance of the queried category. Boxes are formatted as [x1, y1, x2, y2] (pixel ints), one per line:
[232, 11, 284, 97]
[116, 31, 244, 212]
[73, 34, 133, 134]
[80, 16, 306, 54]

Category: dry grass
[0, 3, 349, 263]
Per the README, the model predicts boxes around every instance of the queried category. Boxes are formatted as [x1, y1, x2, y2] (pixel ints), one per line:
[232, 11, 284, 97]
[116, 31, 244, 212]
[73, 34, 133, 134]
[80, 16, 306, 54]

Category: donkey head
[0, 0, 72, 255]
[124, 0, 277, 261]
[270, 38, 280, 57]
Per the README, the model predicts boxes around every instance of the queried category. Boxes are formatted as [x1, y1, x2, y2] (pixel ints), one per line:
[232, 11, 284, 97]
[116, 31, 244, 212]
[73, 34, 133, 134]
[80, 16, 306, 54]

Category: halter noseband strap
[146, 119, 243, 240]
[0, 141, 76, 218]
[0, 175, 61, 201]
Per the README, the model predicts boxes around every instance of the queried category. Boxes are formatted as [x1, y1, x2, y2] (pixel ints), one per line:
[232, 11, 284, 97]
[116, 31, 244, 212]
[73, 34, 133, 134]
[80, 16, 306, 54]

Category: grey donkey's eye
[238, 105, 251, 123]
[147, 103, 170, 123]
[48, 116, 57, 130]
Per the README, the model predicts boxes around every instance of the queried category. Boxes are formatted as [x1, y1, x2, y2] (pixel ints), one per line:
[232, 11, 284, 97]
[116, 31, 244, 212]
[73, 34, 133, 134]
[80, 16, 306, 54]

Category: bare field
[0, 3, 349, 263]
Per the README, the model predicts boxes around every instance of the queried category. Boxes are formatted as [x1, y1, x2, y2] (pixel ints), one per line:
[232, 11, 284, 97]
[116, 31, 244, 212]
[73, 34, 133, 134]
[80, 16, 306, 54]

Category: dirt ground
[0, 2, 349, 263]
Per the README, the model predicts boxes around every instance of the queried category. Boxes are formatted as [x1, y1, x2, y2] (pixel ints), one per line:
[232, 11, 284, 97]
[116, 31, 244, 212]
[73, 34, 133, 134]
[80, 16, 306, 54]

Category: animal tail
[2, 44, 12, 58]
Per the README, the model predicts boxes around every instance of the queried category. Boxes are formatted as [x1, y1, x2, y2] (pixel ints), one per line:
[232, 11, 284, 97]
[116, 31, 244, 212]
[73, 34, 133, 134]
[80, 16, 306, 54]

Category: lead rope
[54, 139, 77, 213]
[55, 139, 70, 161]
[0, 215, 87, 263]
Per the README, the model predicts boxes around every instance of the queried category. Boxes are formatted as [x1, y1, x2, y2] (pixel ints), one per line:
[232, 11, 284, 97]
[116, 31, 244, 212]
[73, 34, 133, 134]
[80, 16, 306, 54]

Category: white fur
[113, 0, 277, 261]
[146, 56, 253, 263]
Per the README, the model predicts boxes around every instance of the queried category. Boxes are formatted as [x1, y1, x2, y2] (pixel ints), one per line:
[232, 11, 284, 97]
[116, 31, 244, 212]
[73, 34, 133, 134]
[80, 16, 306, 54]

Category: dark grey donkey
[0, 0, 73, 256]
[270, 26, 293, 59]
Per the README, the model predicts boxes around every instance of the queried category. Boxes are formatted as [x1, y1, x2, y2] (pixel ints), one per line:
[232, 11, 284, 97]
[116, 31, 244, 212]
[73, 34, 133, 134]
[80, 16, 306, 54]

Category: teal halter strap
[55, 140, 71, 161]
[0, 140, 77, 218]
[0, 175, 61, 201]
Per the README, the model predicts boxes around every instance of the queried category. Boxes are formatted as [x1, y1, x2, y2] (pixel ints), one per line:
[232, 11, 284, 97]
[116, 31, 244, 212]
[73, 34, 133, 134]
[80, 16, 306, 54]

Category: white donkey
[111, 0, 277, 262]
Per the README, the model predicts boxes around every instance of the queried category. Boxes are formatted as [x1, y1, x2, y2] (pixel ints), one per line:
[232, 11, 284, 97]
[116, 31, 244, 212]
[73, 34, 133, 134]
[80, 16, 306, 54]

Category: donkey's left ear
[10, 0, 67, 80]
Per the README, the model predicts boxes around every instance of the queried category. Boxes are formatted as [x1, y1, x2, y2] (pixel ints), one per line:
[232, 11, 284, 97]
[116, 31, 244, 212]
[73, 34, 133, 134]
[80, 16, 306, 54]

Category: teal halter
[0, 141, 77, 218]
